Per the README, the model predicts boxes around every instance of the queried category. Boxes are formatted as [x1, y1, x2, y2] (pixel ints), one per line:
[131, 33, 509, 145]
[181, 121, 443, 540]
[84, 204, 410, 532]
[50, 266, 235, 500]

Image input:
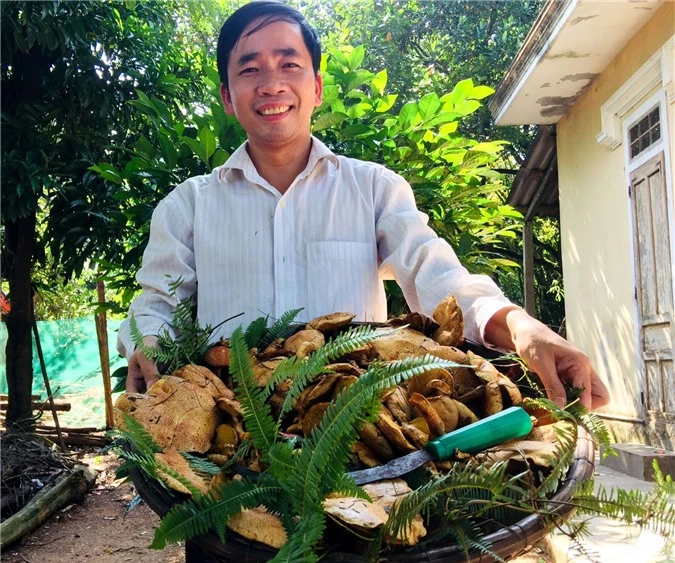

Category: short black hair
[217, 1, 321, 88]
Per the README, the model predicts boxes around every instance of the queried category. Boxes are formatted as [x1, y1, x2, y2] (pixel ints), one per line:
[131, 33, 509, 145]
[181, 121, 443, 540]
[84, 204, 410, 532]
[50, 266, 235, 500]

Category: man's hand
[485, 307, 610, 410]
[126, 336, 161, 393]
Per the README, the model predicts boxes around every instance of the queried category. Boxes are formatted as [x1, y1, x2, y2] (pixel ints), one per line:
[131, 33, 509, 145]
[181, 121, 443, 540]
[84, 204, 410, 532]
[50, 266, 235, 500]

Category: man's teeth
[259, 106, 290, 115]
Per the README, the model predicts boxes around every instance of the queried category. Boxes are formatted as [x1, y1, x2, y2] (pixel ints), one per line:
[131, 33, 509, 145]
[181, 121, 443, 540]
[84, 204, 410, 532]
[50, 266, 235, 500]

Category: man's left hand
[485, 307, 610, 410]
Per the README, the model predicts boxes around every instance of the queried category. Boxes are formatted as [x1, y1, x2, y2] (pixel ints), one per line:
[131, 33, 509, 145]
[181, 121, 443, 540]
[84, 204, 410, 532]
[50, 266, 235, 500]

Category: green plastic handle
[426, 406, 533, 459]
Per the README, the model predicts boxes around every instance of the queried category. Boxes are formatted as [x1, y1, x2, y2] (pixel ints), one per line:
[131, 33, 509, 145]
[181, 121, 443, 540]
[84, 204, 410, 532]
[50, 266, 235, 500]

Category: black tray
[129, 427, 594, 562]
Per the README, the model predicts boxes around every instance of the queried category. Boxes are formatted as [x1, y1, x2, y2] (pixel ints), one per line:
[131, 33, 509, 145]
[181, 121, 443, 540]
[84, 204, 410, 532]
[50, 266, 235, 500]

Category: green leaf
[418, 93, 441, 120]
[346, 45, 365, 70]
[89, 164, 124, 186]
[182, 136, 207, 164]
[397, 102, 418, 129]
[199, 126, 216, 160]
[469, 85, 495, 100]
[312, 112, 348, 132]
[157, 132, 178, 169]
[372, 69, 387, 95]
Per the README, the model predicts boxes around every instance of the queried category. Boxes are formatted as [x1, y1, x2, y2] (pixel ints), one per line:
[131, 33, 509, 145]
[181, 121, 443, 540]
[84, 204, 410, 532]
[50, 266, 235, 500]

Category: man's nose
[257, 69, 287, 95]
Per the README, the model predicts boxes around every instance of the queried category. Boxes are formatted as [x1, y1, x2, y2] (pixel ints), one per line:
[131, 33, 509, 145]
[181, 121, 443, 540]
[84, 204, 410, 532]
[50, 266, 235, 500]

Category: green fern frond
[271, 509, 325, 563]
[571, 483, 675, 538]
[267, 442, 296, 481]
[383, 461, 518, 542]
[151, 479, 281, 549]
[277, 325, 400, 419]
[288, 355, 464, 517]
[181, 452, 222, 477]
[261, 308, 303, 349]
[229, 327, 279, 454]
[113, 412, 162, 456]
[534, 422, 577, 498]
[244, 315, 270, 349]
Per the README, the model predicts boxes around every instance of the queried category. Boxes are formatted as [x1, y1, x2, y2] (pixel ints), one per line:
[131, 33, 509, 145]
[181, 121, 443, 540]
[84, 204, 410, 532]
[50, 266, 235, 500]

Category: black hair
[216, 1, 321, 88]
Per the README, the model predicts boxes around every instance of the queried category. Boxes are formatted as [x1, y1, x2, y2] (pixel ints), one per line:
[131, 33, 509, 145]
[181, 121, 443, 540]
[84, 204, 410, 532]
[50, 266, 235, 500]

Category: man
[118, 1, 609, 411]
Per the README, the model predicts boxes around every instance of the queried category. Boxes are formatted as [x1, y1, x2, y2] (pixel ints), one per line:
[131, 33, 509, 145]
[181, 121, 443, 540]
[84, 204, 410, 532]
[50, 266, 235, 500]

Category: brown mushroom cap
[114, 375, 219, 453]
[307, 312, 355, 332]
[432, 294, 464, 348]
[173, 364, 233, 400]
[283, 329, 325, 358]
[323, 479, 426, 545]
[375, 409, 416, 453]
[227, 506, 288, 549]
[203, 344, 230, 368]
[155, 449, 209, 495]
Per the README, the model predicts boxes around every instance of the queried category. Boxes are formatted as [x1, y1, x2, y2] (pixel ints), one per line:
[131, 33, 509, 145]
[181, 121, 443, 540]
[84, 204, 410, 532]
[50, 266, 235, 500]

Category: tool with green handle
[348, 406, 533, 485]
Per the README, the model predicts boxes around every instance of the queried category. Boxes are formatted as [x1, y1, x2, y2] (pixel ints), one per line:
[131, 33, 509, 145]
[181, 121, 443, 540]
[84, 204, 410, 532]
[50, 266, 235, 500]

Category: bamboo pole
[31, 316, 65, 450]
[95, 280, 114, 428]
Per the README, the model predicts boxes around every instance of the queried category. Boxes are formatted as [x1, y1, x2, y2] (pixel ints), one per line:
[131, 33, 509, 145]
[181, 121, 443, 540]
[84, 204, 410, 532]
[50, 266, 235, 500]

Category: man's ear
[314, 72, 323, 107]
[220, 83, 235, 115]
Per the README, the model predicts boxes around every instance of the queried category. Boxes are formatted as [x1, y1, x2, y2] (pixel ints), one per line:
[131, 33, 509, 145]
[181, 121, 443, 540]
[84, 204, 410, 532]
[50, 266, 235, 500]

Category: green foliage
[229, 327, 280, 455]
[129, 277, 242, 374]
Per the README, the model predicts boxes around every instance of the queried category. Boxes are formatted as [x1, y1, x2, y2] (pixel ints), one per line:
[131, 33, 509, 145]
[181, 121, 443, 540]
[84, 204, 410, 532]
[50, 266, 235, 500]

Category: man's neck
[246, 137, 313, 195]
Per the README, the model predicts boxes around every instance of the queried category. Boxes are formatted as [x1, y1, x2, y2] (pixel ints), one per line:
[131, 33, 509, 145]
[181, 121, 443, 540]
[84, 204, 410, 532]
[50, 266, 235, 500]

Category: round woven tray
[129, 426, 594, 562]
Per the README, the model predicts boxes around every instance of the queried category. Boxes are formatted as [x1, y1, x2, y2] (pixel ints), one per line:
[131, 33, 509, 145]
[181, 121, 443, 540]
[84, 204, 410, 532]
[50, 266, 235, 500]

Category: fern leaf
[288, 355, 462, 516]
[114, 412, 162, 456]
[244, 315, 270, 349]
[277, 325, 400, 419]
[181, 452, 222, 477]
[271, 510, 325, 563]
[151, 479, 280, 549]
[261, 308, 303, 349]
[229, 327, 279, 454]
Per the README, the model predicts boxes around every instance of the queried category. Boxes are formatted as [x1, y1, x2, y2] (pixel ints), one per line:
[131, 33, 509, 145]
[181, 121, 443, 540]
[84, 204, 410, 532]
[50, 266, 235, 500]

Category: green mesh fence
[0, 317, 126, 428]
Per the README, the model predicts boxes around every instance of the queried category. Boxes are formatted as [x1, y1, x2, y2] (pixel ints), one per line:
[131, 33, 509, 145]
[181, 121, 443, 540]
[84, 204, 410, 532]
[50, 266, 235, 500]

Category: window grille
[629, 106, 661, 159]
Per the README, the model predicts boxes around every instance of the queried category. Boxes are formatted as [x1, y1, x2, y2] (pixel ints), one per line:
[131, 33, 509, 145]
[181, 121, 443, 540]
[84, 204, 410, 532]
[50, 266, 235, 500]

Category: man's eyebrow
[235, 48, 300, 67]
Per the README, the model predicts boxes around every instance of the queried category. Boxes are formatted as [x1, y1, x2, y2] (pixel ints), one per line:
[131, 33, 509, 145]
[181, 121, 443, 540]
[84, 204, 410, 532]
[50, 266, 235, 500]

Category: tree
[1, 0, 212, 429]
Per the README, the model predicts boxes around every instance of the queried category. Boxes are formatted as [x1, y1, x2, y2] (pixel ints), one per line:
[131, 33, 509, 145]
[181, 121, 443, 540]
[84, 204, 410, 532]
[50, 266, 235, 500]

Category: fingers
[527, 353, 567, 409]
[590, 375, 611, 409]
[126, 350, 160, 393]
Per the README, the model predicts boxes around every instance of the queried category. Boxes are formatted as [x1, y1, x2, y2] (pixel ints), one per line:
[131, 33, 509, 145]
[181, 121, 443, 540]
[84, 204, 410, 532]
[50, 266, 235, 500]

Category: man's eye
[240, 67, 258, 74]
[284, 62, 300, 68]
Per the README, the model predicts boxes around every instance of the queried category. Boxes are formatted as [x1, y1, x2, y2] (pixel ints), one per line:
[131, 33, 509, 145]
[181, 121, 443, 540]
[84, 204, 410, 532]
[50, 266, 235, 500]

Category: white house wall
[556, 3, 674, 426]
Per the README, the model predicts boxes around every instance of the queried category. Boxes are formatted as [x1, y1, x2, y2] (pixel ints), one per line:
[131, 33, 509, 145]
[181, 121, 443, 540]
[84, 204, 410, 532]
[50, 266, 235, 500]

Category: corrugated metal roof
[507, 125, 559, 218]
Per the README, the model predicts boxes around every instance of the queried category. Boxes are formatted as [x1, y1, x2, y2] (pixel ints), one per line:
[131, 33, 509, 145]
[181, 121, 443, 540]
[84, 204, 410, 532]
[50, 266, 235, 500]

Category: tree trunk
[4, 211, 37, 431]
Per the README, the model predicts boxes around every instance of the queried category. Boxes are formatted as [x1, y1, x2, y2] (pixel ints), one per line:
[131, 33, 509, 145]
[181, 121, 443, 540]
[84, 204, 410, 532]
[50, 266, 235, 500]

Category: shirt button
[279, 200, 287, 208]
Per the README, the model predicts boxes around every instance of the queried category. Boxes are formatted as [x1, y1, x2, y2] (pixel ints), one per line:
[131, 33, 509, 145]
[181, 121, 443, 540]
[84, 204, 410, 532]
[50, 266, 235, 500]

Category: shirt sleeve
[116, 188, 198, 360]
[374, 170, 515, 346]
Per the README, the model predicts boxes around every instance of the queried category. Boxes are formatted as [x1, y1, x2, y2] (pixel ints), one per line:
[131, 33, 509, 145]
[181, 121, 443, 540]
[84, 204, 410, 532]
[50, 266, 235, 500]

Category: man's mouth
[257, 105, 291, 116]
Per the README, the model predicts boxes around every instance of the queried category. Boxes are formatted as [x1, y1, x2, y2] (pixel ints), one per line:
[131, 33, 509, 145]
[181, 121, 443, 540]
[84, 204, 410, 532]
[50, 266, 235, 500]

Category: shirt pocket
[305, 241, 379, 321]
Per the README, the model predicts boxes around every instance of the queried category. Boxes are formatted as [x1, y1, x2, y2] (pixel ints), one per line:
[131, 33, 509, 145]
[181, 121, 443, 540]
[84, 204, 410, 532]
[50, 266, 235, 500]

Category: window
[629, 106, 661, 160]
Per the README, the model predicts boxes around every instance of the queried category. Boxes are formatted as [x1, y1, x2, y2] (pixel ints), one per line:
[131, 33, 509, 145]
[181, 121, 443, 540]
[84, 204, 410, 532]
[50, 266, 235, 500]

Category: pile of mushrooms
[114, 296, 568, 549]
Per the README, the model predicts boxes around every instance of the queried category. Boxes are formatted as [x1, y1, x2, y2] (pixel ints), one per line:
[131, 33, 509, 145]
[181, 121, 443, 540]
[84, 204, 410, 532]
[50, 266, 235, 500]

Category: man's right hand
[126, 336, 161, 392]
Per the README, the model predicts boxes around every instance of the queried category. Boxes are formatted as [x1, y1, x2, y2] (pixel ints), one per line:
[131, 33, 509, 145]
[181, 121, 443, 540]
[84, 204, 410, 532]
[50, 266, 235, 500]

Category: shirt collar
[218, 136, 339, 184]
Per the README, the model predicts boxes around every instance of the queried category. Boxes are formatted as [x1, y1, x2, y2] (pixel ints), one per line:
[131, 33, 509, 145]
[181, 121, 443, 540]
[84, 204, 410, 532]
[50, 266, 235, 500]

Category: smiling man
[117, 1, 609, 412]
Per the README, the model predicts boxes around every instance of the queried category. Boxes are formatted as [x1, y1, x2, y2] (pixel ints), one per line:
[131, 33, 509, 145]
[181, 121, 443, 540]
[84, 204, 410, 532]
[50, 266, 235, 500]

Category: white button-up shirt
[117, 137, 513, 359]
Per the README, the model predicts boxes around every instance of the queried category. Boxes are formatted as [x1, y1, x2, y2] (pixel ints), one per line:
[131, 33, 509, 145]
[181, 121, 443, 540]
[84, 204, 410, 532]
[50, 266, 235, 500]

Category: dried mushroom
[431, 294, 464, 347]
[203, 342, 230, 368]
[155, 449, 208, 495]
[114, 375, 219, 453]
[282, 329, 325, 358]
[307, 312, 355, 332]
[227, 506, 288, 549]
[323, 479, 426, 545]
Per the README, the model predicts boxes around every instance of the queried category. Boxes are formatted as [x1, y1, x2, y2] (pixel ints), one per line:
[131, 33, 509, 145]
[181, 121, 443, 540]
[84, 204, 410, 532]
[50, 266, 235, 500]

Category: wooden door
[630, 151, 674, 420]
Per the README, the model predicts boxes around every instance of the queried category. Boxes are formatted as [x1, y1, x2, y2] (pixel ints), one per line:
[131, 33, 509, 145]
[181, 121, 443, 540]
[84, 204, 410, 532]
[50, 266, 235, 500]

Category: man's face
[220, 18, 323, 149]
